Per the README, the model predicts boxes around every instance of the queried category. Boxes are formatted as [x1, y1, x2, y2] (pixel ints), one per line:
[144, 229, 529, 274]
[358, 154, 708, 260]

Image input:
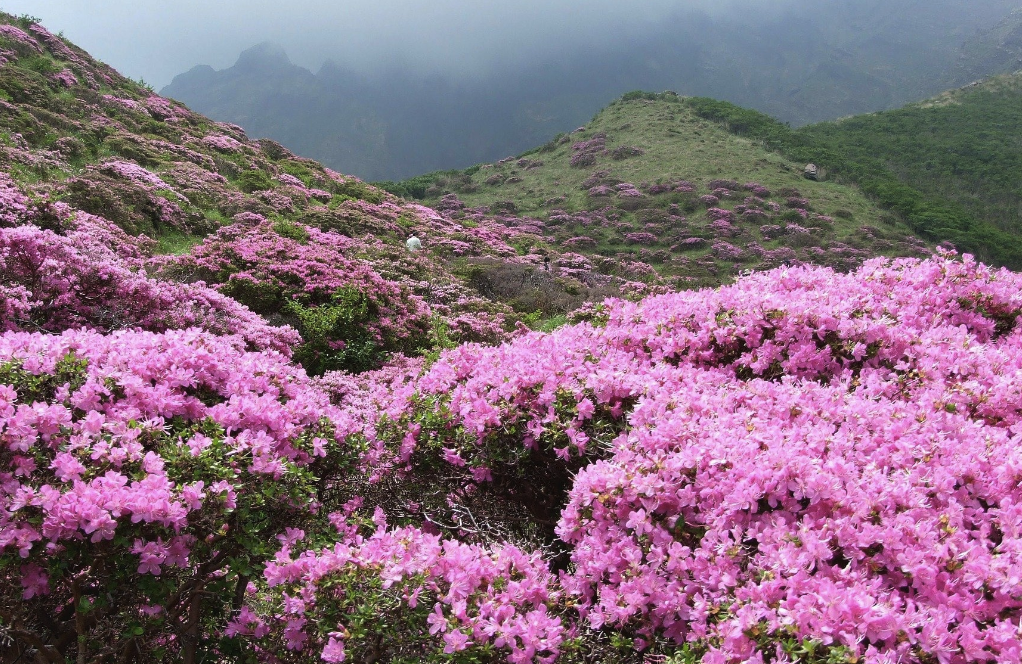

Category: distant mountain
[161, 1, 1022, 181]
[948, 9, 1022, 83]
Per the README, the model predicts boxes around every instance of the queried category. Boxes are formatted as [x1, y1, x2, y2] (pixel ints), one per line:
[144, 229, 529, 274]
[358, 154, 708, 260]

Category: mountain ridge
[161, 0, 1022, 180]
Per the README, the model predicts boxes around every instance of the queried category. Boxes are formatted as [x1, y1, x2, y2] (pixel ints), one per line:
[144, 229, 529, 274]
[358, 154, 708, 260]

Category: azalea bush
[0, 328, 356, 663]
[235, 252, 1022, 664]
[235, 513, 565, 663]
[0, 212, 297, 354]
[169, 217, 432, 372]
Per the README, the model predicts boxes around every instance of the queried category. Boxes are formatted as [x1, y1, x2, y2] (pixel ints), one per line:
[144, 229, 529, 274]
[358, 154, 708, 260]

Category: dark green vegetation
[162, 1, 1021, 180]
[680, 74, 1022, 269]
[801, 73, 1022, 257]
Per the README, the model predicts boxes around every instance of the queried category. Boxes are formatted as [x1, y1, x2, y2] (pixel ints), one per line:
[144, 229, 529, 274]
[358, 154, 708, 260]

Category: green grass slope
[383, 93, 929, 285]
[676, 94, 1022, 269]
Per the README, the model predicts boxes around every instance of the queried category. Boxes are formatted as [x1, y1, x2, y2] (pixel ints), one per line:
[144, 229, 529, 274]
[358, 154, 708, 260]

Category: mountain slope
[800, 71, 1022, 243]
[0, 13, 546, 368]
[948, 9, 1022, 83]
[161, 0, 1022, 180]
[383, 92, 929, 286]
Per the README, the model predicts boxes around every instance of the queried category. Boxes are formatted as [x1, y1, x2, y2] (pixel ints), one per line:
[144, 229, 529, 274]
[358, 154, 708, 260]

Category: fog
[0, 0, 795, 87]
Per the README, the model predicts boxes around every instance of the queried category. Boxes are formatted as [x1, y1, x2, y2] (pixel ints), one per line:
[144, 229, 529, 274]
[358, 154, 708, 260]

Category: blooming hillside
[2, 12, 1022, 664]
[385, 92, 934, 289]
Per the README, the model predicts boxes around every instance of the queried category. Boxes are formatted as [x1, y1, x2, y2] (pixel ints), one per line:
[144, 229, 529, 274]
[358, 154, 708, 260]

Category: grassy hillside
[382, 93, 929, 286]
[617, 94, 1022, 269]
[800, 72, 1022, 244]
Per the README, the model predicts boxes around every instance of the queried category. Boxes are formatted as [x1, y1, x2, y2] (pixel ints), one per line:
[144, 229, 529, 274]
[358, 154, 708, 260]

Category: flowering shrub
[51, 68, 77, 88]
[435, 193, 466, 214]
[0, 24, 42, 53]
[0, 222, 298, 353]
[709, 218, 740, 238]
[581, 170, 611, 189]
[100, 160, 179, 194]
[145, 95, 178, 121]
[228, 252, 1022, 664]
[202, 134, 245, 153]
[711, 239, 744, 259]
[607, 182, 640, 200]
[673, 237, 707, 250]
[610, 145, 644, 160]
[240, 515, 565, 663]
[706, 207, 735, 222]
[562, 235, 598, 249]
[570, 133, 606, 168]
[102, 95, 150, 116]
[625, 232, 658, 245]
[171, 218, 432, 372]
[0, 328, 354, 662]
[741, 208, 768, 222]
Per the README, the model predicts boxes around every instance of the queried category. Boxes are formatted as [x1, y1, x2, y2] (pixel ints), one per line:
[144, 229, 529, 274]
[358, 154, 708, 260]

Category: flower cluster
[0, 327, 351, 659]
[0, 221, 298, 353]
[570, 133, 607, 168]
[267, 252, 1022, 663]
[242, 517, 564, 663]
[202, 133, 246, 153]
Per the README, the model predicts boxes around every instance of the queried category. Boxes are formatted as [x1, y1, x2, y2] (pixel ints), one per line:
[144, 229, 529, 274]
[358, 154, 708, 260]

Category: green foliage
[803, 77, 1022, 237]
[236, 169, 273, 193]
[0, 66, 52, 107]
[132, 76, 155, 93]
[103, 134, 162, 168]
[271, 218, 310, 243]
[374, 168, 467, 200]
[0, 353, 88, 404]
[14, 13, 42, 27]
[287, 285, 386, 375]
[280, 160, 318, 186]
[19, 54, 63, 77]
[683, 96, 1022, 268]
[331, 178, 386, 204]
[620, 90, 680, 103]
[422, 315, 459, 366]
[154, 230, 204, 256]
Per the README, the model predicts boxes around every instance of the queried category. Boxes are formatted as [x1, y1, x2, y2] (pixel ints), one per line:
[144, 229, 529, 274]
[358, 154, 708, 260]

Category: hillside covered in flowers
[383, 93, 934, 289]
[3, 12, 1022, 664]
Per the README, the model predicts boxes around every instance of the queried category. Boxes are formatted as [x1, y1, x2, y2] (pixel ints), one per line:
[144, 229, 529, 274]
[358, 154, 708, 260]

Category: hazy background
[4, 1, 1022, 180]
[0, 0, 795, 88]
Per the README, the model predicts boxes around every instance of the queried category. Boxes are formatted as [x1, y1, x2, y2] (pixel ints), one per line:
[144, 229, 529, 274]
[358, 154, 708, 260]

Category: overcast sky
[0, 0, 787, 88]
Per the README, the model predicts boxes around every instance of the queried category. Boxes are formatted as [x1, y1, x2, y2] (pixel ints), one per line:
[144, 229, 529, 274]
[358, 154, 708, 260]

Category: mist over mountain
[161, 0, 1020, 181]
[948, 8, 1022, 83]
